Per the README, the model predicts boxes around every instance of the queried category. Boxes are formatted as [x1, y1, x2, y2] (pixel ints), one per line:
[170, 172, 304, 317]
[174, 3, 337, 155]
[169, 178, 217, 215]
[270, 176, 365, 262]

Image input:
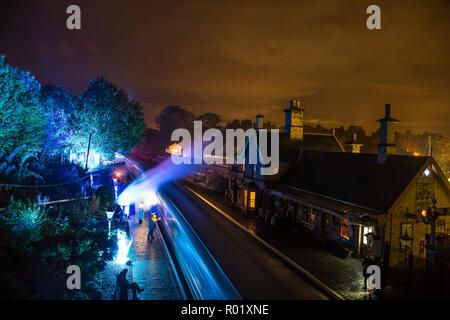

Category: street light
[106, 207, 115, 237]
[399, 230, 413, 248]
[399, 229, 414, 270]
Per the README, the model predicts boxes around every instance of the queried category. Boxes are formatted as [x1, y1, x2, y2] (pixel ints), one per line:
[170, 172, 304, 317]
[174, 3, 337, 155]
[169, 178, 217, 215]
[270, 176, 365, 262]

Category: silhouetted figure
[116, 269, 144, 300]
[362, 256, 374, 291]
[148, 213, 160, 241]
[138, 201, 145, 224]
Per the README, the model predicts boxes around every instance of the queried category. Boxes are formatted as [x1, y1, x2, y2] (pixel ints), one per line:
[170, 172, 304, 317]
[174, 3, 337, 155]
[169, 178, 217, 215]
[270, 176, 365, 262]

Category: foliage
[156, 105, 196, 137]
[39, 85, 79, 157]
[0, 198, 113, 299]
[226, 119, 253, 130]
[196, 112, 221, 130]
[0, 55, 45, 158]
[0, 198, 49, 255]
[94, 186, 115, 211]
[69, 77, 145, 156]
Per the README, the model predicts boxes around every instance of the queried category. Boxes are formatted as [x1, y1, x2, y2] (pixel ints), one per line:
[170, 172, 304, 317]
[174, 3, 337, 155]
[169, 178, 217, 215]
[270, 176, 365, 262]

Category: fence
[388, 246, 449, 298]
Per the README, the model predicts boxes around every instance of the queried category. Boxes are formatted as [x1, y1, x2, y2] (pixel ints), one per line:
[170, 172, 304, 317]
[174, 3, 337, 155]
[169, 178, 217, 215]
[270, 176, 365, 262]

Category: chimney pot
[256, 112, 264, 130]
[377, 104, 399, 163]
[385, 104, 391, 119]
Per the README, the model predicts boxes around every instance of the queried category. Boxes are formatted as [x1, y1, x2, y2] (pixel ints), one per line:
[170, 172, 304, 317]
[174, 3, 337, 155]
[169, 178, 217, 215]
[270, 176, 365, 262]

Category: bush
[0, 198, 114, 299]
[94, 186, 115, 210]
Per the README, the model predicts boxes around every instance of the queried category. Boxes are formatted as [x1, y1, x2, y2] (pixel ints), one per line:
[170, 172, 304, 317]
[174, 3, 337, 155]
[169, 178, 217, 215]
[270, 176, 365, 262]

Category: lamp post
[399, 230, 414, 281]
[106, 207, 115, 238]
[399, 230, 413, 248]
[85, 133, 92, 170]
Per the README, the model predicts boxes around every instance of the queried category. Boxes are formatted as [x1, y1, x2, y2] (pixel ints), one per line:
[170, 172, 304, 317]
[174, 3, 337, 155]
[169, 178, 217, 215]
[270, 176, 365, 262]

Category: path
[100, 212, 184, 300]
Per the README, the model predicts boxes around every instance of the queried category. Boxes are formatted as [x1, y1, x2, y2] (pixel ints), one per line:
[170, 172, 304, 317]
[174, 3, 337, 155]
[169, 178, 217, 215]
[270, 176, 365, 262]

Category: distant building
[228, 101, 450, 270]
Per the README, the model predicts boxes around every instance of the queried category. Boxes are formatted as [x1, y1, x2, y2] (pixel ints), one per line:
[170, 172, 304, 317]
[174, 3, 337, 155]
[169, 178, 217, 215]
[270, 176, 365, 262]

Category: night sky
[1, 0, 449, 134]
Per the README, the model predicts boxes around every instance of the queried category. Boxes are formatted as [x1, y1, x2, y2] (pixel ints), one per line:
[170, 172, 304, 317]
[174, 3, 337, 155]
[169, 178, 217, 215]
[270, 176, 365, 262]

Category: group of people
[112, 202, 162, 300]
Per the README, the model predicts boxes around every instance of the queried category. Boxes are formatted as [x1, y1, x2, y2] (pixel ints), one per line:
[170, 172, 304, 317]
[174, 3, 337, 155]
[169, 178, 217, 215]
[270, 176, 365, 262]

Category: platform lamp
[399, 230, 413, 248]
[399, 230, 413, 269]
[106, 207, 115, 238]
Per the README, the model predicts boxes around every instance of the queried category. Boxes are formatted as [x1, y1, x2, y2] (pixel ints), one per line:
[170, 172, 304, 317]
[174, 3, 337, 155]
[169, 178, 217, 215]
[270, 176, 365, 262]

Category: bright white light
[424, 169, 431, 177]
[115, 230, 132, 264]
[147, 190, 159, 207]
[363, 226, 373, 245]
[106, 210, 115, 220]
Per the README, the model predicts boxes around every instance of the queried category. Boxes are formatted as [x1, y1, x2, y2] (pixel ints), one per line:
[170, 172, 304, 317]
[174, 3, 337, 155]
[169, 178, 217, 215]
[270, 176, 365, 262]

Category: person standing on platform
[138, 201, 145, 224]
[148, 213, 161, 242]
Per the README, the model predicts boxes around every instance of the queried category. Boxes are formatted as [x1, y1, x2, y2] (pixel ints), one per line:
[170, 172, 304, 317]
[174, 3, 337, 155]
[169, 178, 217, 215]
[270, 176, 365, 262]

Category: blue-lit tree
[0, 56, 45, 158]
[69, 77, 145, 157]
[39, 85, 79, 157]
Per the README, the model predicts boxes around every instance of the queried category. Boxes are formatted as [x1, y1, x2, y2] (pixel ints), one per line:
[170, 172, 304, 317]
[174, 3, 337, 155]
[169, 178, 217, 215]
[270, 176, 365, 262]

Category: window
[305, 210, 315, 225]
[249, 192, 256, 209]
[340, 218, 350, 240]
[242, 158, 245, 172]
[436, 220, 446, 234]
[363, 226, 374, 245]
[244, 190, 248, 208]
[303, 206, 316, 225]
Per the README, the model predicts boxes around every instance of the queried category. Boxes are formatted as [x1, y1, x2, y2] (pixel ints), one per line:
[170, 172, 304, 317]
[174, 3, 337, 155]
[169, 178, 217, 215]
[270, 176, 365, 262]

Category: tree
[39, 85, 79, 157]
[155, 105, 196, 137]
[69, 77, 145, 156]
[196, 112, 221, 130]
[240, 119, 253, 130]
[0, 197, 114, 299]
[226, 119, 242, 130]
[263, 120, 278, 130]
[0, 55, 45, 158]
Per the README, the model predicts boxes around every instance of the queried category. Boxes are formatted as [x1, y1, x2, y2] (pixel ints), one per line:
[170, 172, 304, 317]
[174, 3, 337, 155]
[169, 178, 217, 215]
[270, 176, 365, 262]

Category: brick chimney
[284, 99, 304, 141]
[377, 104, 399, 163]
[345, 132, 363, 153]
[256, 112, 264, 130]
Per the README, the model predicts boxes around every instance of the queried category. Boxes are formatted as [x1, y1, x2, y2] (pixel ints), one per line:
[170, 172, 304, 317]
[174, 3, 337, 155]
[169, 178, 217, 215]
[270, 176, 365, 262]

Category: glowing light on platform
[115, 230, 132, 265]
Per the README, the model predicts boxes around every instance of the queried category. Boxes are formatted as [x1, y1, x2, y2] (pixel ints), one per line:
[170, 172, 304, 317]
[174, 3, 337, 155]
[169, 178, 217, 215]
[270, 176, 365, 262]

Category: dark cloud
[1, 0, 449, 134]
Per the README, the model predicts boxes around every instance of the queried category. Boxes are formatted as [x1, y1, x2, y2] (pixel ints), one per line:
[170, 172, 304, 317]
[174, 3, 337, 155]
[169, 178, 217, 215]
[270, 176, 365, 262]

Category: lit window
[363, 226, 373, 245]
[244, 190, 248, 207]
[242, 158, 245, 172]
[249, 192, 256, 209]
[340, 218, 350, 240]
[306, 211, 315, 225]
[436, 220, 446, 234]
[423, 168, 431, 177]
